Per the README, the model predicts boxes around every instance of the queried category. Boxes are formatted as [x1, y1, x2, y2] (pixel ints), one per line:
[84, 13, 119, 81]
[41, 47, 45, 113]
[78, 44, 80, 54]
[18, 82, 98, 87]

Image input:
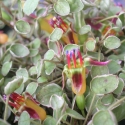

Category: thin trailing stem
[83, 94, 96, 125]
[4, 95, 9, 121]
[56, 114, 67, 125]
[96, 15, 118, 23]
[108, 96, 125, 110]
[0, 95, 14, 114]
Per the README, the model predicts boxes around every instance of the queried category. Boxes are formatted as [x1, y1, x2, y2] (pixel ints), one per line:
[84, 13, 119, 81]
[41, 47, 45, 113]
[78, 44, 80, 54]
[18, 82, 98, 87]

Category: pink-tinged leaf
[25, 107, 40, 120]
[85, 18, 102, 30]
[72, 72, 83, 93]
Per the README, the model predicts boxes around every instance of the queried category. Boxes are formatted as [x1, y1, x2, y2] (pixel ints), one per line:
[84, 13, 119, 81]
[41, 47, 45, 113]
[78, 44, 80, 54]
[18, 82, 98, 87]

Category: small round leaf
[18, 111, 30, 125]
[43, 116, 56, 125]
[50, 94, 64, 109]
[16, 68, 29, 83]
[67, 0, 84, 13]
[92, 110, 117, 125]
[79, 25, 91, 35]
[10, 43, 29, 58]
[49, 28, 63, 42]
[90, 75, 119, 95]
[14, 20, 31, 34]
[4, 77, 23, 95]
[25, 82, 38, 95]
[1, 61, 12, 76]
[44, 50, 55, 60]
[91, 66, 109, 78]
[36, 83, 63, 107]
[54, 0, 70, 16]
[0, 119, 10, 125]
[86, 40, 96, 51]
[63, 44, 79, 54]
[104, 36, 121, 49]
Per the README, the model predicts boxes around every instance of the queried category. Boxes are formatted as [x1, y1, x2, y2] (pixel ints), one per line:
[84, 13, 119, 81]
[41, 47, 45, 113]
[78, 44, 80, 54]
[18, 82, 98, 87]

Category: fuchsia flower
[63, 49, 110, 95]
[7, 92, 46, 121]
[40, 15, 78, 44]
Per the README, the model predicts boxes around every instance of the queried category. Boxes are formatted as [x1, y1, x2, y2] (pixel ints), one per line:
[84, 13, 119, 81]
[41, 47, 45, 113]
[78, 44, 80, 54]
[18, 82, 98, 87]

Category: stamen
[77, 50, 83, 66]
[72, 50, 76, 68]
[66, 51, 71, 68]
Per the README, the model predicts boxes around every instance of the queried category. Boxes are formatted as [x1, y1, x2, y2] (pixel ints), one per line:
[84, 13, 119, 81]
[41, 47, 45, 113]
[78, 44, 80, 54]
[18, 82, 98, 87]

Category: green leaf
[100, 0, 110, 11]
[25, 82, 38, 95]
[23, 0, 39, 15]
[4, 77, 23, 95]
[31, 38, 41, 49]
[96, 98, 107, 110]
[1, 61, 12, 76]
[14, 20, 31, 34]
[107, 60, 121, 74]
[86, 40, 96, 51]
[2, 53, 11, 64]
[116, 18, 122, 30]
[10, 43, 29, 58]
[104, 36, 121, 49]
[101, 94, 114, 105]
[43, 116, 56, 125]
[54, 0, 70, 16]
[92, 110, 117, 125]
[31, 54, 41, 65]
[37, 76, 48, 83]
[16, 68, 29, 83]
[36, 83, 63, 107]
[29, 66, 37, 76]
[29, 49, 38, 57]
[50, 94, 64, 110]
[44, 61, 56, 75]
[91, 66, 109, 78]
[66, 108, 84, 120]
[113, 78, 124, 95]
[90, 74, 119, 95]
[0, 78, 4, 86]
[48, 41, 62, 57]
[78, 25, 91, 35]
[15, 83, 24, 94]
[44, 50, 55, 60]
[0, 119, 10, 125]
[18, 111, 30, 125]
[113, 101, 125, 121]
[36, 60, 43, 78]
[85, 91, 99, 114]
[87, 51, 104, 60]
[63, 44, 80, 54]
[49, 28, 63, 42]
[66, 0, 84, 13]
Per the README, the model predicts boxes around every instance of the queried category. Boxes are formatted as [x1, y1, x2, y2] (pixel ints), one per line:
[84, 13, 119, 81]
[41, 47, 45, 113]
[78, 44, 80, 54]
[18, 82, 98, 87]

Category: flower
[7, 92, 46, 121]
[40, 15, 78, 44]
[63, 49, 110, 95]
[64, 49, 86, 95]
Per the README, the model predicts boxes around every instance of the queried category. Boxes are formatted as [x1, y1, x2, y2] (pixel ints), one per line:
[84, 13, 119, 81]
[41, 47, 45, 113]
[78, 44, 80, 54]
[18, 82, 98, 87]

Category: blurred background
[114, 0, 125, 6]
